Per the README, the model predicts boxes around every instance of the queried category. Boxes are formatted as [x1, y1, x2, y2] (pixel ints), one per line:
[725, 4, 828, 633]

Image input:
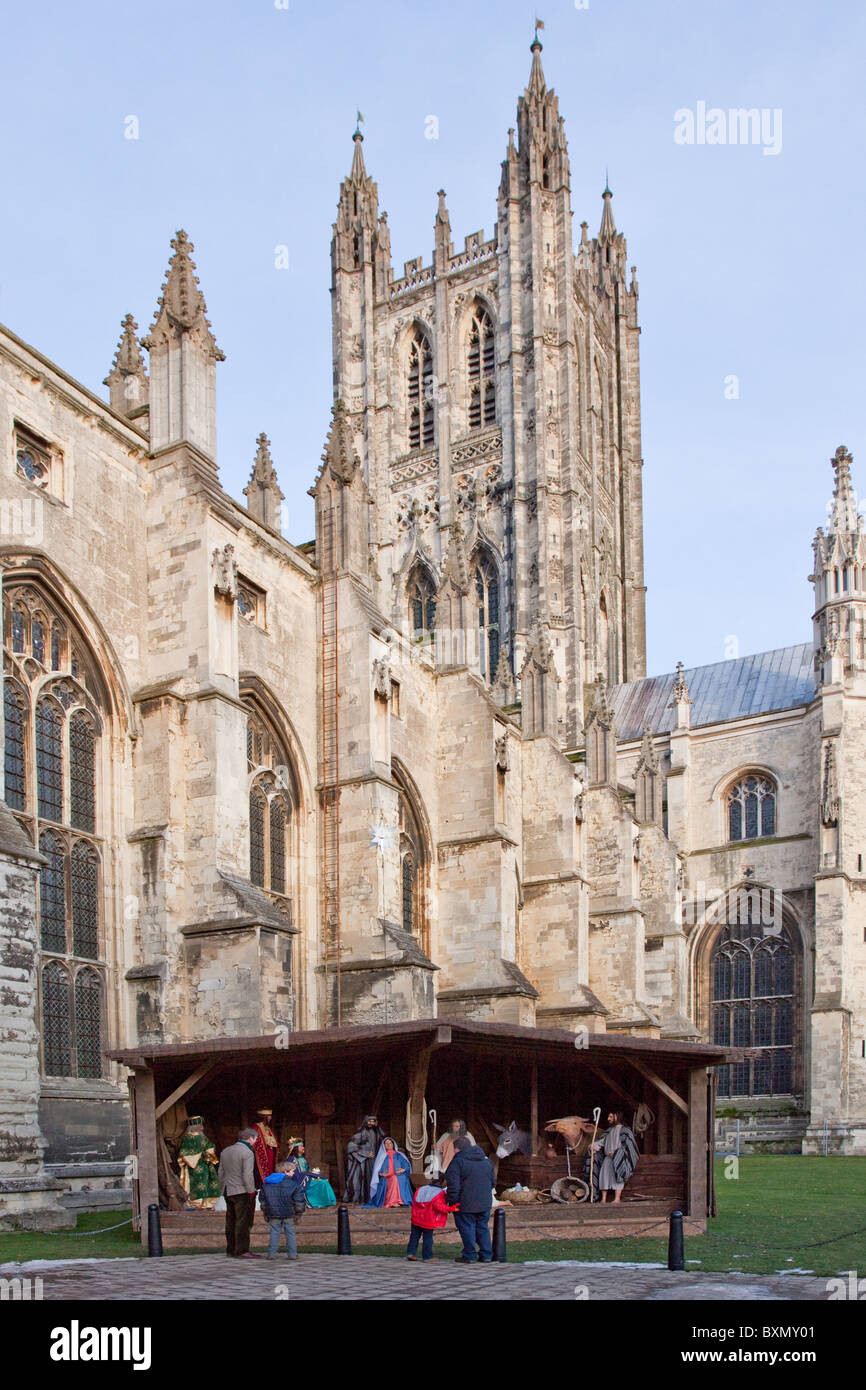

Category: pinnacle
[105, 313, 145, 381]
[599, 183, 616, 242]
[143, 230, 224, 361]
[829, 444, 860, 534]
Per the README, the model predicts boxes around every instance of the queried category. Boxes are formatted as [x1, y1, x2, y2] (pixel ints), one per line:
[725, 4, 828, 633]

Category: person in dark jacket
[445, 1135, 496, 1263]
[258, 1160, 308, 1259]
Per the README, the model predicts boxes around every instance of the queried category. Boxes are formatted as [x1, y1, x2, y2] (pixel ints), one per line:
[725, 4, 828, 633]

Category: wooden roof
[106, 1016, 729, 1071]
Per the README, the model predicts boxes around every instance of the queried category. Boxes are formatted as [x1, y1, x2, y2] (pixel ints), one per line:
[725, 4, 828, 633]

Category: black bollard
[337, 1204, 352, 1255]
[492, 1207, 507, 1263]
[667, 1209, 685, 1271]
[147, 1202, 163, 1257]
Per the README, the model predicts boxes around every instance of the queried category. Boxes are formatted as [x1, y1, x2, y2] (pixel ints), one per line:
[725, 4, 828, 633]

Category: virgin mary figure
[364, 1137, 414, 1208]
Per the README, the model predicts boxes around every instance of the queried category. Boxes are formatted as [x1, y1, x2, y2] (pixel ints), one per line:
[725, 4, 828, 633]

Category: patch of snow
[0, 1257, 141, 1272]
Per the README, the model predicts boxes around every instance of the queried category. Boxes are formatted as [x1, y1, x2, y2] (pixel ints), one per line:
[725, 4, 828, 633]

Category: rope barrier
[40, 1215, 136, 1237]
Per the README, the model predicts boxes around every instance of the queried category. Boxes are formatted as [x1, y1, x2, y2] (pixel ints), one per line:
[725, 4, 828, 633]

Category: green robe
[178, 1130, 221, 1204]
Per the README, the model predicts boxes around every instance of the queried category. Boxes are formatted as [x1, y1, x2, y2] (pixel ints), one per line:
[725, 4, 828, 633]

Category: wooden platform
[159, 1199, 703, 1250]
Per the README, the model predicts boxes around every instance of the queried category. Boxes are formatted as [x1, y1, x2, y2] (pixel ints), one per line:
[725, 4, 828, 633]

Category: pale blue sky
[2, 0, 864, 676]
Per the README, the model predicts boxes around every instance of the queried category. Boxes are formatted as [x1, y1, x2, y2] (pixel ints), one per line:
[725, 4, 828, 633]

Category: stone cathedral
[1, 38, 864, 1226]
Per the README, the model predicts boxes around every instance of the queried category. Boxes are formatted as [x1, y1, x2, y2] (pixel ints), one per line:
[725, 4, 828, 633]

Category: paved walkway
[1, 1255, 831, 1301]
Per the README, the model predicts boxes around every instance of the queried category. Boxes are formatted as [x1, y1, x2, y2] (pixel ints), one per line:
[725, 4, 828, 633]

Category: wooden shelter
[107, 1019, 728, 1246]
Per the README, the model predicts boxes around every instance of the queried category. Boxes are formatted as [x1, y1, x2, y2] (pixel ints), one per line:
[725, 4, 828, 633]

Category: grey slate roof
[610, 643, 815, 741]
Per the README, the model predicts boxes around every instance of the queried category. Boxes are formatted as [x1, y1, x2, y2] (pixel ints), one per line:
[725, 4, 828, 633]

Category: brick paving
[1, 1254, 831, 1301]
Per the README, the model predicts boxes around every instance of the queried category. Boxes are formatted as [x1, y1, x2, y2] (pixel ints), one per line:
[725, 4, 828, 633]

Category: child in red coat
[406, 1178, 459, 1261]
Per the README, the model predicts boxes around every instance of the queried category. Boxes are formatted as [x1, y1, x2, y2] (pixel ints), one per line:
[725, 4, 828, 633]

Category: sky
[1, 0, 864, 677]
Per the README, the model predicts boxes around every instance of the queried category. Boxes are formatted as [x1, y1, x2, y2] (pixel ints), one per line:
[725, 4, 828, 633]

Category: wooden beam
[627, 1058, 689, 1116]
[133, 1068, 159, 1248]
[154, 1058, 221, 1121]
[584, 1062, 641, 1111]
[686, 1067, 708, 1219]
[530, 1062, 539, 1156]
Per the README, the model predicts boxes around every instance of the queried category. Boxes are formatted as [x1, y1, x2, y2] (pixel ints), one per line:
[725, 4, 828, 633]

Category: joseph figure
[344, 1115, 385, 1204]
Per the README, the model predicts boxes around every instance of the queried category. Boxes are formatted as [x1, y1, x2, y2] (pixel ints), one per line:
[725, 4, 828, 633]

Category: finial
[532, 16, 545, 49]
[353, 109, 365, 140]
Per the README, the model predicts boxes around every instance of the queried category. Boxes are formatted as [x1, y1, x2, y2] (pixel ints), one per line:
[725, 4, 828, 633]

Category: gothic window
[3, 579, 108, 1079]
[727, 774, 776, 842]
[39, 830, 66, 953]
[249, 786, 266, 889]
[41, 960, 103, 1080]
[3, 683, 27, 811]
[15, 427, 52, 489]
[71, 841, 99, 958]
[243, 693, 297, 899]
[408, 567, 437, 639]
[474, 553, 500, 681]
[35, 699, 63, 822]
[408, 328, 434, 450]
[69, 713, 96, 833]
[402, 853, 415, 934]
[42, 961, 72, 1077]
[710, 900, 798, 1099]
[468, 307, 495, 430]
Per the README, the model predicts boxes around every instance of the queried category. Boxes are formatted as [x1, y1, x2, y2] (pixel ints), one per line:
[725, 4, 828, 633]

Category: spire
[143, 230, 224, 361]
[143, 230, 223, 462]
[829, 444, 859, 535]
[104, 313, 149, 419]
[350, 116, 367, 184]
[599, 181, 616, 242]
[317, 400, 361, 485]
[528, 20, 546, 98]
[243, 432, 284, 532]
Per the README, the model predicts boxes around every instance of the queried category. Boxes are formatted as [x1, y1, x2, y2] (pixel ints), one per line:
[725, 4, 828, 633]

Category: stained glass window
[74, 968, 102, 1079]
[408, 330, 434, 450]
[11, 606, 26, 653]
[269, 798, 286, 895]
[70, 841, 99, 958]
[69, 713, 96, 833]
[250, 787, 266, 888]
[467, 307, 495, 430]
[3, 682, 26, 811]
[711, 900, 797, 1098]
[402, 854, 415, 934]
[35, 699, 63, 822]
[727, 775, 776, 842]
[409, 571, 437, 638]
[32, 615, 45, 664]
[42, 961, 72, 1077]
[39, 831, 66, 953]
[474, 556, 501, 682]
[50, 623, 64, 671]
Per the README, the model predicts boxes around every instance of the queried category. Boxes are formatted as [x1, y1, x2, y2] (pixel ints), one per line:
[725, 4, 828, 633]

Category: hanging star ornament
[369, 823, 398, 851]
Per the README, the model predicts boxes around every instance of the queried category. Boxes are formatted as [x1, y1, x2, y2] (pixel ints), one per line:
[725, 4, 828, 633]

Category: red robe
[252, 1122, 278, 1183]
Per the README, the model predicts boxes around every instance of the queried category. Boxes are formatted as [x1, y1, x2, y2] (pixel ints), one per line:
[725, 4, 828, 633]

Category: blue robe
[364, 1146, 414, 1207]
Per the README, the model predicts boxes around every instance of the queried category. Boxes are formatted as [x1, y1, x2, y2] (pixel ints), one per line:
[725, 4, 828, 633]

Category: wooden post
[686, 1066, 708, 1220]
[406, 1045, 433, 1171]
[134, 1067, 159, 1248]
[530, 1061, 539, 1156]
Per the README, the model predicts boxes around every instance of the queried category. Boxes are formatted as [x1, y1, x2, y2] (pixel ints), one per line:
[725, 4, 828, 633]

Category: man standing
[445, 1135, 496, 1264]
[217, 1127, 260, 1258]
[344, 1115, 384, 1204]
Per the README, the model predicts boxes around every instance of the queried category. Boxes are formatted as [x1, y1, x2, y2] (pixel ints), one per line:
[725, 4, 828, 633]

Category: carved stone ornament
[495, 734, 510, 773]
[212, 544, 238, 601]
[372, 656, 391, 701]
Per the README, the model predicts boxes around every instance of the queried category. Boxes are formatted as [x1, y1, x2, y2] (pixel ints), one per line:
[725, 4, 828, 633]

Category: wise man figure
[251, 1108, 279, 1187]
[344, 1115, 385, 1204]
[177, 1116, 221, 1209]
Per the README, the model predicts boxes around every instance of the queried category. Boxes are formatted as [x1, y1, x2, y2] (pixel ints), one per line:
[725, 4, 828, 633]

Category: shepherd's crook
[589, 1106, 601, 1202]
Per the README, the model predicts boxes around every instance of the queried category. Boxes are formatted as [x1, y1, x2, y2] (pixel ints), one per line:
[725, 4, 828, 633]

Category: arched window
[468, 306, 495, 430]
[727, 774, 776, 841]
[3, 579, 108, 1079]
[408, 567, 437, 639]
[3, 682, 27, 811]
[474, 553, 500, 681]
[394, 763, 429, 952]
[70, 841, 99, 959]
[69, 713, 96, 833]
[42, 960, 72, 1077]
[244, 694, 297, 899]
[408, 328, 434, 450]
[710, 892, 799, 1098]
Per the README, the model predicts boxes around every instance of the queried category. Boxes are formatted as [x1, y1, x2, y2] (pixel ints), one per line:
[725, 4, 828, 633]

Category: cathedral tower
[329, 33, 646, 746]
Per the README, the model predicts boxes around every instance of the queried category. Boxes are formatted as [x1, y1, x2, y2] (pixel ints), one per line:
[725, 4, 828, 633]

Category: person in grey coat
[217, 1127, 259, 1257]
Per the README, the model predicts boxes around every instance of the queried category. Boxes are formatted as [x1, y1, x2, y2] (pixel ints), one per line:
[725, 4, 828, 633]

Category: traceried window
[3, 580, 106, 1080]
[468, 306, 496, 430]
[408, 567, 437, 640]
[402, 853, 415, 934]
[394, 763, 428, 951]
[15, 426, 52, 489]
[408, 328, 434, 450]
[727, 774, 776, 842]
[474, 552, 501, 681]
[244, 693, 297, 900]
[711, 899, 798, 1098]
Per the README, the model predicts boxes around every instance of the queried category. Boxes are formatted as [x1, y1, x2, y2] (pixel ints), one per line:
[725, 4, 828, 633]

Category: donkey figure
[493, 1121, 533, 1160]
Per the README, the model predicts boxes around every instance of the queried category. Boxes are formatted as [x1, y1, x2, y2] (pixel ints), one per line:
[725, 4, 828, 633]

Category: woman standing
[365, 1137, 414, 1208]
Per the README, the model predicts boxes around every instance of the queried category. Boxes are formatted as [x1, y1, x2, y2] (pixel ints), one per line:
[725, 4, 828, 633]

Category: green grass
[1, 1158, 864, 1275]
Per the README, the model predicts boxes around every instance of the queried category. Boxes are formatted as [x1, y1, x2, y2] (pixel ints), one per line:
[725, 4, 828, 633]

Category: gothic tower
[329, 34, 646, 746]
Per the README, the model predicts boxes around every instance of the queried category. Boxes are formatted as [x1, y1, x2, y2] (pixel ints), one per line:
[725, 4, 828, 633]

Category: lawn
[2, 1157, 864, 1276]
